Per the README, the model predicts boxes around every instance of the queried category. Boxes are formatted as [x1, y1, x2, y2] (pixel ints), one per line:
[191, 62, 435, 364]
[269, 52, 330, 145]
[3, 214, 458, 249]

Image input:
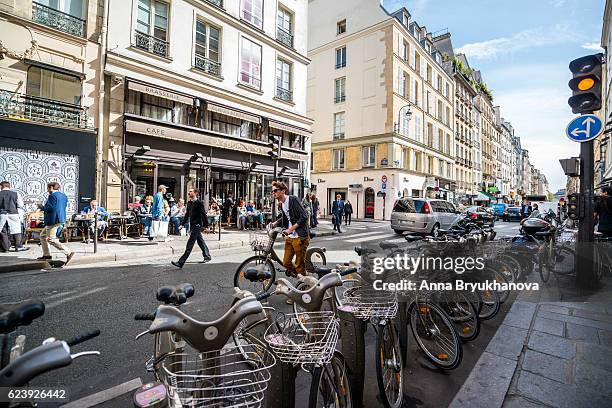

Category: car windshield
[508, 207, 520, 213]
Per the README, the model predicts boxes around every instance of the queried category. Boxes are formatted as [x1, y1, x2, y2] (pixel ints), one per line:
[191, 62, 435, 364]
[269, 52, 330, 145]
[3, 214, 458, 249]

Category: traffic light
[568, 53, 603, 114]
[567, 193, 583, 220]
[268, 134, 280, 159]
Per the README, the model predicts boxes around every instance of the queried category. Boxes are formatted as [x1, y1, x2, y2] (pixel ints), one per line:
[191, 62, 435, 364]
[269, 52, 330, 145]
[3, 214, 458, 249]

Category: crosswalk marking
[346, 233, 397, 243]
[320, 230, 388, 241]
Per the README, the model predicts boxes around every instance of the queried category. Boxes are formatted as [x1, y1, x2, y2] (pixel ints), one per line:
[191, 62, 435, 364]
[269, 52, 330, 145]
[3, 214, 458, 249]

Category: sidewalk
[450, 271, 612, 408]
[0, 222, 337, 273]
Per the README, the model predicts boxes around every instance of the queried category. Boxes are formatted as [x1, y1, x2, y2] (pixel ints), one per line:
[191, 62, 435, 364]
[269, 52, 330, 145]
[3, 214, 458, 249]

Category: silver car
[390, 198, 459, 237]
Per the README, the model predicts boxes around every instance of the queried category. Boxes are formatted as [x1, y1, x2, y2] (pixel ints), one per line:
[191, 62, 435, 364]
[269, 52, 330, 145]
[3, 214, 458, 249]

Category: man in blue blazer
[37, 182, 75, 265]
[332, 193, 345, 233]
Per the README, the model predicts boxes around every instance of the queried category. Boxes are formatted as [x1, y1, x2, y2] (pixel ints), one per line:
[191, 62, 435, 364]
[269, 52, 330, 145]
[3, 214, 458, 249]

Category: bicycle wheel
[309, 351, 353, 408]
[499, 254, 521, 282]
[234, 255, 276, 296]
[477, 286, 500, 320]
[538, 241, 552, 283]
[551, 246, 576, 276]
[375, 322, 403, 408]
[409, 301, 462, 370]
[435, 291, 480, 342]
[305, 247, 327, 273]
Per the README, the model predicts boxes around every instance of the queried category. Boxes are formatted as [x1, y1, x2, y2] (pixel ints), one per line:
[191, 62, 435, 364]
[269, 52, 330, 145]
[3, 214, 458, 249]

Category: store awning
[476, 192, 491, 201]
[268, 120, 311, 138]
[207, 103, 261, 124]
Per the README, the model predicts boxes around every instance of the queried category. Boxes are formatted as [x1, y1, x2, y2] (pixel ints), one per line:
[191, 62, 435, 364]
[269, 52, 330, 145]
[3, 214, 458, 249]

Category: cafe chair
[62, 215, 82, 243]
[105, 212, 122, 240]
[24, 212, 44, 245]
[123, 211, 142, 237]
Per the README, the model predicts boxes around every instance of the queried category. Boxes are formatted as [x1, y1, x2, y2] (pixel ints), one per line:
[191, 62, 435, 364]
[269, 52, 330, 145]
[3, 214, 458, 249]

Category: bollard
[218, 217, 221, 242]
[338, 307, 366, 407]
[265, 361, 297, 408]
[93, 211, 98, 253]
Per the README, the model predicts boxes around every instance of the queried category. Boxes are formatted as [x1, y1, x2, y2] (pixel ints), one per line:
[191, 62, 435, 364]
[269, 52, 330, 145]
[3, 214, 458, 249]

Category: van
[390, 198, 459, 237]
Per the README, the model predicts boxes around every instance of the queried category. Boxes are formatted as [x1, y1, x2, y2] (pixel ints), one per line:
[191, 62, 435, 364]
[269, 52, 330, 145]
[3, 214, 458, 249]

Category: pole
[272, 159, 278, 220]
[93, 211, 98, 254]
[382, 192, 386, 220]
[576, 140, 595, 288]
[356, 192, 359, 220]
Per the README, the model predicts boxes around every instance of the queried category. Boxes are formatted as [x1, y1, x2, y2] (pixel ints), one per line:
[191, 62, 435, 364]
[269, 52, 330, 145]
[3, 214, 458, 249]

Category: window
[241, 0, 263, 29]
[272, 128, 303, 150]
[276, 59, 292, 101]
[363, 145, 375, 167]
[410, 150, 416, 171]
[240, 38, 262, 88]
[333, 112, 345, 139]
[210, 112, 261, 140]
[276, 6, 293, 48]
[26, 66, 82, 105]
[135, 0, 169, 56]
[426, 65, 432, 83]
[37, 0, 83, 18]
[333, 149, 345, 170]
[415, 115, 421, 142]
[126, 90, 194, 126]
[194, 21, 221, 76]
[32, 0, 85, 36]
[335, 46, 346, 69]
[337, 19, 346, 35]
[402, 41, 408, 60]
[335, 77, 346, 103]
[401, 148, 407, 168]
[401, 106, 410, 136]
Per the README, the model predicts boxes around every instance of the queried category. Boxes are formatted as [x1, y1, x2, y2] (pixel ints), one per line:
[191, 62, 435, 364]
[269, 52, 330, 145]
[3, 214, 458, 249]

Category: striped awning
[207, 103, 261, 124]
[269, 120, 311, 138]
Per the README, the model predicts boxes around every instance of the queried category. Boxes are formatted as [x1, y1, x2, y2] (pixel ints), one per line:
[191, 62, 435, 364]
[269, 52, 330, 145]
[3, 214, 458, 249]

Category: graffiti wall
[0, 147, 79, 214]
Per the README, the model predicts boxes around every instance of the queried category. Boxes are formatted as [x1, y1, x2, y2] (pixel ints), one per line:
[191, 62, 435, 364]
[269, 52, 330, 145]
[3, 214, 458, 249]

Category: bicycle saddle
[313, 266, 334, 277]
[156, 283, 195, 305]
[244, 268, 273, 281]
[379, 241, 399, 250]
[0, 301, 45, 334]
[354, 246, 377, 256]
[404, 235, 422, 242]
[148, 294, 263, 352]
[276, 273, 343, 312]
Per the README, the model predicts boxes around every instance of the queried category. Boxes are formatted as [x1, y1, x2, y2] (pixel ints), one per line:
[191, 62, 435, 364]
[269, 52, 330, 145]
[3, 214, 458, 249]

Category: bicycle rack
[338, 307, 366, 407]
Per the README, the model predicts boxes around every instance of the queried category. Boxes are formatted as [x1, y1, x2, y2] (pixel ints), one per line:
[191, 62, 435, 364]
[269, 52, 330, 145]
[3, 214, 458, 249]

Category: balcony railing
[0, 90, 94, 130]
[276, 86, 293, 102]
[133, 31, 169, 58]
[335, 62, 346, 69]
[205, 0, 223, 7]
[333, 132, 345, 140]
[276, 27, 294, 49]
[194, 54, 221, 77]
[32, 2, 86, 37]
[334, 95, 346, 103]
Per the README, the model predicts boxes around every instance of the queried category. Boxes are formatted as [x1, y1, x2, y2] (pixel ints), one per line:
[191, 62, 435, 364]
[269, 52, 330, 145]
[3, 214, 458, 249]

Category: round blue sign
[565, 114, 603, 143]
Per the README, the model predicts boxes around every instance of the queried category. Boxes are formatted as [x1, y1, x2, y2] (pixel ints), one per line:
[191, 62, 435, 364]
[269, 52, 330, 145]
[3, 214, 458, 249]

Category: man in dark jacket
[0, 181, 28, 252]
[272, 181, 309, 276]
[520, 201, 532, 219]
[332, 194, 345, 233]
[171, 188, 211, 268]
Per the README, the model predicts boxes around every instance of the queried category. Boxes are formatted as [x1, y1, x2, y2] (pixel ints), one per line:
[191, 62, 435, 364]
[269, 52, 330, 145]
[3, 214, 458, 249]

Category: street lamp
[396, 103, 413, 134]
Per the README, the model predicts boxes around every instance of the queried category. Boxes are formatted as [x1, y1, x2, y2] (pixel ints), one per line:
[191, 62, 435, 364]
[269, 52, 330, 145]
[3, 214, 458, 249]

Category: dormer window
[402, 13, 409, 27]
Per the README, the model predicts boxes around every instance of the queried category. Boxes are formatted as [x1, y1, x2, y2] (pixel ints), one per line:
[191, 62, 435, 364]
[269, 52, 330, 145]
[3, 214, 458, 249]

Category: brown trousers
[283, 236, 310, 276]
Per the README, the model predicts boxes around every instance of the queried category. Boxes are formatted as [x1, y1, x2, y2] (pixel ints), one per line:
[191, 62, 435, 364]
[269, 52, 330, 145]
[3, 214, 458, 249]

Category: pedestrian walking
[302, 192, 313, 228]
[0, 181, 29, 252]
[332, 194, 345, 233]
[595, 186, 612, 237]
[171, 188, 211, 268]
[520, 200, 532, 219]
[150, 185, 167, 241]
[344, 200, 353, 225]
[271, 180, 310, 279]
[36, 182, 75, 265]
[310, 193, 319, 228]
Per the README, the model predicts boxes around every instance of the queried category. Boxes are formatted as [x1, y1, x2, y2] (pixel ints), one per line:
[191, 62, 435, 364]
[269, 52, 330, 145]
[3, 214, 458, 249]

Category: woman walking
[344, 200, 353, 225]
[310, 193, 319, 228]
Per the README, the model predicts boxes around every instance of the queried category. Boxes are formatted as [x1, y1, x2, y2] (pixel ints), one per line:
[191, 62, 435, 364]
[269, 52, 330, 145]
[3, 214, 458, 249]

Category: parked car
[463, 206, 495, 227]
[490, 203, 508, 220]
[504, 206, 522, 222]
[390, 198, 459, 237]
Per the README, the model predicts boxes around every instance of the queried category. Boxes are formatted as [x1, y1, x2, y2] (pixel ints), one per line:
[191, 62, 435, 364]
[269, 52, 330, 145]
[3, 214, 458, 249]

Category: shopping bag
[152, 220, 169, 241]
[180, 228, 187, 237]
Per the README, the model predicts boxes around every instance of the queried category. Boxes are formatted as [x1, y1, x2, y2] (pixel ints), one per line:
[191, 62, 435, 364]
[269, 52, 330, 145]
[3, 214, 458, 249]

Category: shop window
[126, 90, 194, 125]
[210, 111, 261, 140]
[26, 66, 82, 105]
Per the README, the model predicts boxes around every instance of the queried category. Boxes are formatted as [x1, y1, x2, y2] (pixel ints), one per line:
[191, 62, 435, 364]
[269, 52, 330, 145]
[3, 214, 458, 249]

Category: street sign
[565, 114, 603, 143]
[381, 175, 387, 183]
[381, 182, 387, 190]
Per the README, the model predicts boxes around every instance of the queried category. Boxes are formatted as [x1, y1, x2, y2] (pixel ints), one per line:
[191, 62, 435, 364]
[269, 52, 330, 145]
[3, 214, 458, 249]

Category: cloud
[582, 41, 603, 51]
[549, 0, 567, 7]
[457, 25, 579, 60]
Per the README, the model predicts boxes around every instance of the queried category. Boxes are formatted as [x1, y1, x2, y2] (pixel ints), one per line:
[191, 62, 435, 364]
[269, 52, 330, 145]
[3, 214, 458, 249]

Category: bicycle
[134, 283, 276, 407]
[233, 272, 353, 408]
[234, 224, 327, 295]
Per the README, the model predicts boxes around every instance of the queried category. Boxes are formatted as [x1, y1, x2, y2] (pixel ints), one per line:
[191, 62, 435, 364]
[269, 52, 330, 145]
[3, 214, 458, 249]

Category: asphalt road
[0, 219, 521, 408]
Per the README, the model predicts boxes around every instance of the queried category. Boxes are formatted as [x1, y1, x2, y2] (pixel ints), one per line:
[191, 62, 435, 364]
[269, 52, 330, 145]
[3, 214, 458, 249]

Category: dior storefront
[121, 80, 309, 209]
[0, 120, 96, 214]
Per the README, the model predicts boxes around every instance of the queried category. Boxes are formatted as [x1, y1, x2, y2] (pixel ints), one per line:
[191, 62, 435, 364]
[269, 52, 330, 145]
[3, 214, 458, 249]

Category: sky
[383, 0, 606, 192]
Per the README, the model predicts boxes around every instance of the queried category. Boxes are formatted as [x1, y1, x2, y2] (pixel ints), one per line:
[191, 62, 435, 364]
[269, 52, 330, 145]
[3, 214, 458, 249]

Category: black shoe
[171, 261, 183, 269]
[201, 257, 212, 264]
[37, 255, 52, 260]
[148, 237, 154, 241]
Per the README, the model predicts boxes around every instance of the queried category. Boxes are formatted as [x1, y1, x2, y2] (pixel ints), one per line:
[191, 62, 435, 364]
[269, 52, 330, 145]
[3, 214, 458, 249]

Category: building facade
[600, 0, 612, 188]
[100, 0, 311, 211]
[308, 2, 455, 220]
[0, 0, 101, 213]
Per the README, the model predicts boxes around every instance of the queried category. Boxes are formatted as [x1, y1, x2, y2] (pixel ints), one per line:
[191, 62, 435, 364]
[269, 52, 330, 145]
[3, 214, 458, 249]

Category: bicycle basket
[264, 311, 339, 365]
[558, 229, 576, 244]
[341, 285, 398, 320]
[249, 232, 272, 252]
[160, 343, 275, 408]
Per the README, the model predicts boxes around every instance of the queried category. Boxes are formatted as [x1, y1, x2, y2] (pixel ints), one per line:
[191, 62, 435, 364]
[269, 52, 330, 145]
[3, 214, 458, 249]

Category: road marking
[46, 287, 108, 309]
[346, 233, 397, 243]
[60, 377, 143, 408]
[42, 290, 77, 300]
[320, 231, 389, 241]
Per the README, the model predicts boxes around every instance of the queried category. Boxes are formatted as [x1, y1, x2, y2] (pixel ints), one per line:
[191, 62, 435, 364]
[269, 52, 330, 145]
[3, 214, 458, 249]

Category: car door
[445, 202, 459, 228]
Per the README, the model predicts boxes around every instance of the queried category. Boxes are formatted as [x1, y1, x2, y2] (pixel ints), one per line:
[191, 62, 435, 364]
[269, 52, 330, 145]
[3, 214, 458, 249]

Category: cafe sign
[128, 82, 193, 105]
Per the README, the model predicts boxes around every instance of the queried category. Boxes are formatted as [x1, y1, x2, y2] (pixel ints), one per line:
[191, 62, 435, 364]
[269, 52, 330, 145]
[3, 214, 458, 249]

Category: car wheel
[431, 223, 440, 237]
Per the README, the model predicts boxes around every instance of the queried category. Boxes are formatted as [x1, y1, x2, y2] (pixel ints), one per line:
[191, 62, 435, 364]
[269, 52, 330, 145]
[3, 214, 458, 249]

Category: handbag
[152, 219, 169, 241]
[332, 214, 337, 224]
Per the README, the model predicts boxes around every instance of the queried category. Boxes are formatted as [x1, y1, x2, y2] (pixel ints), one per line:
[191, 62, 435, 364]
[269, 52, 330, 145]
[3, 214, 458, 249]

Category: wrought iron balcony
[32, 2, 86, 37]
[205, 0, 223, 7]
[194, 54, 221, 77]
[133, 31, 169, 58]
[334, 95, 346, 103]
[333, 132, 345, 140]
[276, 27, 294, 49]
[0, 90, 94, 130]
[276, 86, 293, 102]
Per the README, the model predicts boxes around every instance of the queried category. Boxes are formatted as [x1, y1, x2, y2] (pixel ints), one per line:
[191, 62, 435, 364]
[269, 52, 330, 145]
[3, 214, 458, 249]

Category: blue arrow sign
[566, 114, 603, 143]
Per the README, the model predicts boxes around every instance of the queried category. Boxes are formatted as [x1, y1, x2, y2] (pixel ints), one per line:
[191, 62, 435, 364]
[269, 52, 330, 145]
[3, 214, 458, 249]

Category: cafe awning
[207, 103, 261, 124]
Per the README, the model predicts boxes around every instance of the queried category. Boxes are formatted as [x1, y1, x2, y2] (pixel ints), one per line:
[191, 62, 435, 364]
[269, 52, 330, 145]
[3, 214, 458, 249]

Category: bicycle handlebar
[66, 329, 100, 347]
[256, 292, 274, 302]
[339, 267, 358, 276]
[135, 313, 156, 321]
